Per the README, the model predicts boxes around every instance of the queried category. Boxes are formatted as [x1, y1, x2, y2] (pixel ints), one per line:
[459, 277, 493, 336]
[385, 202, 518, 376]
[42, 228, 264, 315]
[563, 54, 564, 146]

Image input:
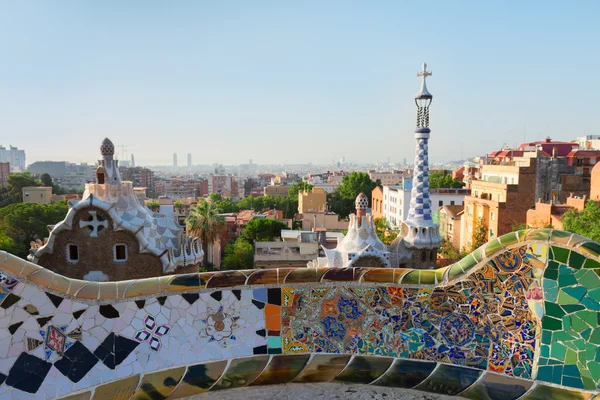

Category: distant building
[264, 184, 289, 197]
[22, 186, 53, 204]
[187, 153, 192, 168]
[575, 135, 600, 150]
[439, 205, 463, 250]
[0, 162, 9, 189]
[371, 186, 384, 219]
[254, 231, 320, 269]
[301, 212, 348, 232]
[165, 179, 208, 199]
[368, 170, 406, 186]
[173, 153, 178, 167]
[298, 187, 327, 213]
[0, 145, 25, 171]
[212, 174, 238, 198]
[119, 167, 155, 194]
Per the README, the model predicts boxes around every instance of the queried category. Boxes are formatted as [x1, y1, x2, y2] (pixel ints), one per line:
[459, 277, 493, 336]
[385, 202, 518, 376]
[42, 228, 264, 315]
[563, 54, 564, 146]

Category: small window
[114, 244, 128, 262]
[439, 200, 443, 207]
[67, 244, 79, 263]
[450, 201, 455, 205]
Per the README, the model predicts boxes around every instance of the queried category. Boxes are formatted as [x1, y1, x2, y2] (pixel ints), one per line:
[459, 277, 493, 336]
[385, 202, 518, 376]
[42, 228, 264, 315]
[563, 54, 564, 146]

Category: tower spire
[403, 63, 442, 269]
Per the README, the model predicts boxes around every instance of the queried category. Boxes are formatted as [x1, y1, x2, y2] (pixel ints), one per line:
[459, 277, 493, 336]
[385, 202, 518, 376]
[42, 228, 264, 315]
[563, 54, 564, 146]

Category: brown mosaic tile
[167, 273, 202, 292]
[115, 279, 134, 298]
[360, 268, 395, 284]
[168, 360, 228, 399]
[130, 366, 185, 399]
[284, 267, 328, 283]
[47, 273, 72, 294]
[124, 277, 160, 298]
[250, 354, 310, 386]
[211, 356, 270, 391]
[246, 269, 280, 285]
[321, 267, 362, 282]
[58, 392, 92, 400]
[292, 354, 351, 383]
[71, 282, 99, 300]
[206, 271, 247, 288]
[334, 355, 393, 384]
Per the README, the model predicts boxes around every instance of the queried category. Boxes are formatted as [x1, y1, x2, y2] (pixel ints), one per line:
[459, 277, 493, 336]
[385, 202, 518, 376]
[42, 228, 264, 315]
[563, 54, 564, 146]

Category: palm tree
[185, 201, 226, 266]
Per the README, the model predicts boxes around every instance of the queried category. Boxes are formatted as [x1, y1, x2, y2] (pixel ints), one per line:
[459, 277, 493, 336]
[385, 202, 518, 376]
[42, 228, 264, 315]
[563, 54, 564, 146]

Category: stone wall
[0, 229, 599, 399]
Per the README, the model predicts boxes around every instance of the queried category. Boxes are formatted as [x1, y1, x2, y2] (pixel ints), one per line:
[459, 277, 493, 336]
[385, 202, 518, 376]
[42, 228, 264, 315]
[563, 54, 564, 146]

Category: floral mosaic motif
[440, 314, 475, 347]
[0, 271, 19, 301]
[205, 309, 236, 342]
[134, 314, 170, 351]
[39, 325, 73, 361]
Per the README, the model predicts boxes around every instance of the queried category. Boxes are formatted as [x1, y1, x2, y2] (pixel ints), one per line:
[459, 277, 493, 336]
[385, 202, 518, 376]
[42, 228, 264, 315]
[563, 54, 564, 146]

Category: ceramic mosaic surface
[0, 229, 598, 399]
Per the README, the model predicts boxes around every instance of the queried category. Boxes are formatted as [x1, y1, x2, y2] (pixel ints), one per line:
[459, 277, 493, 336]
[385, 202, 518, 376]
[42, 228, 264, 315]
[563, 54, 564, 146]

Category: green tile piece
[545, 268, 559, 280]
[565, 349, 578, 364]
[589, 328, 600, 344]
[578, 310, 597, 327]
[526, 229, 550, 242]
[580, 242, 600, 258]
[569, 251, 586, 270]
[553, 246, 571, 263]
[418, 270, 436, 285]
[559, 272, 578, 288]
[571, 315, 589, 332]
[563, 376, 584, 389]
[580, 272, 600, 290]
[551, 342, 567, 360]
[401, 270, 421, 285]
[541, 330, 552, 344]
[587, 361, 600, 382]
[540, 345, 550, 358]
[471, 246, 484, 262]
[484, 239, 502, 257]
[583, 258, 600, 269]
[447, 264, 464, 281]
[545, 301, 566, 318]
[589, 287, 600, 301]
[563, 286, 587, 301]
[581, 328, 592, 341]
[542, 316, 563, 330]
[580, 296, 600, 311]
[563, 304, 586, 313]
[558, 290, 581, 305]
[499, 232, 519, 248]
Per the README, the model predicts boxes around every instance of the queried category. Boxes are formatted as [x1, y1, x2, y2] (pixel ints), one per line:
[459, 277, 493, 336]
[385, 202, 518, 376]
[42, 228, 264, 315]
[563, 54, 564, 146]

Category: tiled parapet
[0, 229, 598, 398]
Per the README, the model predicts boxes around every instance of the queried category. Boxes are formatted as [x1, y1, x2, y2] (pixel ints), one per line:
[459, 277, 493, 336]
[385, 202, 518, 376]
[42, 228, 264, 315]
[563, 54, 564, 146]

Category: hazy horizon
[1, 1, 598, 166]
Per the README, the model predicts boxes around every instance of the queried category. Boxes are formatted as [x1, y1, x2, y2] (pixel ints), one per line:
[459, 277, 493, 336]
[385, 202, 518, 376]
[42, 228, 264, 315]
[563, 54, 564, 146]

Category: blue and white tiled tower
[403, 63, 442, 269]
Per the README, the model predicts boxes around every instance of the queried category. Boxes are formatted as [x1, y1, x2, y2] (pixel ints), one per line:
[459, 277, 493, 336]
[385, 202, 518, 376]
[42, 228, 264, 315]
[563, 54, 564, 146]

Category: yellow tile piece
[92, 374, 140, 400]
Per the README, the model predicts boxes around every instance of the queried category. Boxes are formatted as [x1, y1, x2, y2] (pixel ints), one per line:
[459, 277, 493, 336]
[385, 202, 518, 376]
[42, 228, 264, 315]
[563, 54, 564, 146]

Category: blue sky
[0, 1, 598, 166]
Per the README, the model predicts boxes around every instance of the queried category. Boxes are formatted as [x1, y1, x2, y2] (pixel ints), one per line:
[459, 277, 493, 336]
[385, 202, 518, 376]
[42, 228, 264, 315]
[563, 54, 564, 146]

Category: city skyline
[1, 1, 599, 166]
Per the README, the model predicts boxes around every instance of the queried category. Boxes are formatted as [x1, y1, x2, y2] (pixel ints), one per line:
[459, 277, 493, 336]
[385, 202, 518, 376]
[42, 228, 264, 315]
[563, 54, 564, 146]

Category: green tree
[562, 201, 600, 242]
[330, 172, 379, 218]
[243, 218, 288, 242]
[287, 181, 313, 201]
[221, 237, 254, 270]
[185, 201, 226, 264]
[40, 173, 53, 187]
[0, 200, 68, 258]
[429, 170, 464, 189]
[4, 172, 41, 203]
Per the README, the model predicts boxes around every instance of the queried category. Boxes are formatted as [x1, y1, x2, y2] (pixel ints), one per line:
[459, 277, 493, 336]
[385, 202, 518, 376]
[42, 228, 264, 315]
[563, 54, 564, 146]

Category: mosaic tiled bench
[0, 229, 599, 399]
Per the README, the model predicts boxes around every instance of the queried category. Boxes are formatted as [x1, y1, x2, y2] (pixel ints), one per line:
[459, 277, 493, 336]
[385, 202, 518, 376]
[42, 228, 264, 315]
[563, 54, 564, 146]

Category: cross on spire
[417, 63, 432, 79]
